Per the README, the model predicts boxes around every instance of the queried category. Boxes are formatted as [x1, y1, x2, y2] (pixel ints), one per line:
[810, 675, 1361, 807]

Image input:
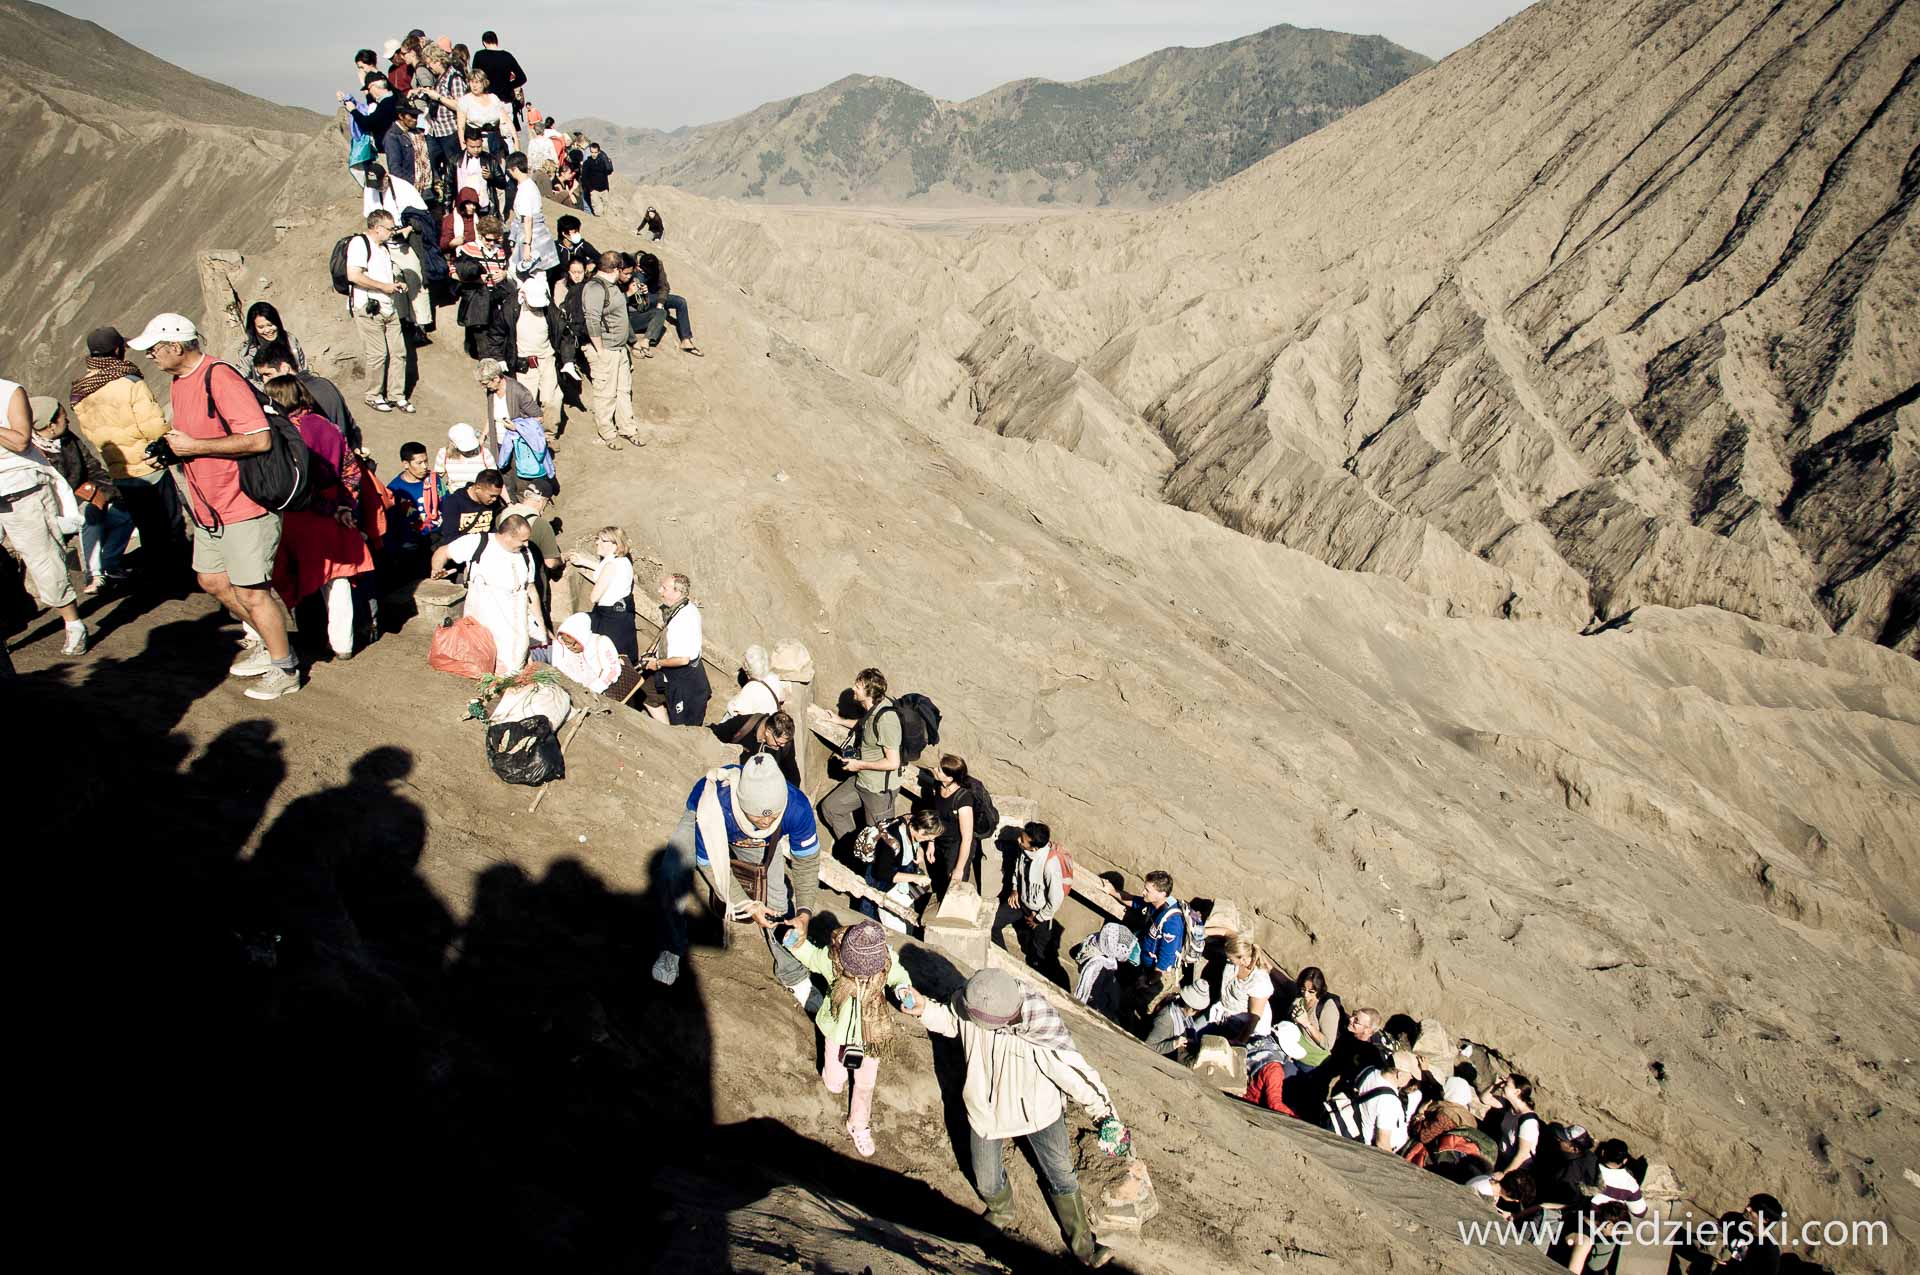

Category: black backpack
[201, 362, 313, 523]
[881, 693, 941, 767]
[967, 776, 1000, 839]
[328, 234, 367, 296]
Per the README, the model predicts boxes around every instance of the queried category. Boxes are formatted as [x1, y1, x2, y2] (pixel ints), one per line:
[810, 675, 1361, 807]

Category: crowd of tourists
[0, 25, 1794, 1275]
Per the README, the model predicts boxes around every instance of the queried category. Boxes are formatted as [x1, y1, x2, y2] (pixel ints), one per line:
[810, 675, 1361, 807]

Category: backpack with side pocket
[508, 417, 554, 480]
[879, 692, 941, 767]
[200, 362, 312, 524]
[329, 233, 368, 296]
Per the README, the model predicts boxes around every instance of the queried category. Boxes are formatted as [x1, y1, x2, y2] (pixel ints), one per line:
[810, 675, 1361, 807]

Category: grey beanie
[1178, 982, 1211, 1011]
[958, 969, 1023, 1027]
[735, 753, 789, 820]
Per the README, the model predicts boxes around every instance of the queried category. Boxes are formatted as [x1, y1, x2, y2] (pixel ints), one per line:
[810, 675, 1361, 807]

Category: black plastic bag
[486, 715, 565, 786]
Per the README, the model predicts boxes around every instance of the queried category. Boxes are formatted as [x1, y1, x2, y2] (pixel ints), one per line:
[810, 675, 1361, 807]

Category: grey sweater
[579, 275, 630, 346]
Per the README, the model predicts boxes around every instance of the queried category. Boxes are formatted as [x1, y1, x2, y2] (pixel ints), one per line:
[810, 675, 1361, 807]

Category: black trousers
[655, 660, 711, 725]
[590, 602, 639, 663]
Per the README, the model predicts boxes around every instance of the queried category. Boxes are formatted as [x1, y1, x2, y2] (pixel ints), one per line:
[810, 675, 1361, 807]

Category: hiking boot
[60, 622, 90, 656]
[980, 1182, 1016, 1232]
[243, 665, 302, 701]
[229, 642, 272, 677]
[651, 950, 681, 986]
[1050, 1188, 1113, 1268]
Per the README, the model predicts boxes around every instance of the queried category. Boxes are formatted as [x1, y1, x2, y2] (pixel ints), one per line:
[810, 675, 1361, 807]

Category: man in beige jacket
[907, 968, 1117, 1267]
[69, 326, 182, 580]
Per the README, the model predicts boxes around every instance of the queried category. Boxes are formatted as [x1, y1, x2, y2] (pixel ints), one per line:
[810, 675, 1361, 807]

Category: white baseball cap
[447, 422, 481, 452]
[126, 313, 199, 351]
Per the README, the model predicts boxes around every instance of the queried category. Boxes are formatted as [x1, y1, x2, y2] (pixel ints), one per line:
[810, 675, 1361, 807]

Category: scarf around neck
[71, 356, 142, 405]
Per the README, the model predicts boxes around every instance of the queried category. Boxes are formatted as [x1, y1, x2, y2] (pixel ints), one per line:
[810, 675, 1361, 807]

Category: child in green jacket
[781, 913, 917, 1157]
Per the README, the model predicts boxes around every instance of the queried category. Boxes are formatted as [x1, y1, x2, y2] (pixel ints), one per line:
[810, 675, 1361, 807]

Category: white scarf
[694, 767, 790, 916]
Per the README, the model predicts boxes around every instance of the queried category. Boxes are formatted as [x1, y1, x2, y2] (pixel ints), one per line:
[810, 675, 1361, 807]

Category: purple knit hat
[838, 920, 890, 978]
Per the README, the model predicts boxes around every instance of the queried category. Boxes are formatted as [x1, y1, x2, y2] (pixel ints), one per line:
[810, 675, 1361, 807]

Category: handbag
[72, 479, 112, 511]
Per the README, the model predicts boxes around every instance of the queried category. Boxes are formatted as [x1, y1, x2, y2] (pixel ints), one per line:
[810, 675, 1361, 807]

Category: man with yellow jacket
[69, 327, 181, 581]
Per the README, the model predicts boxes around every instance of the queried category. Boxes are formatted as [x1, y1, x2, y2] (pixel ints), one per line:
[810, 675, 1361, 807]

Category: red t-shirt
[169, 356, 270, 527]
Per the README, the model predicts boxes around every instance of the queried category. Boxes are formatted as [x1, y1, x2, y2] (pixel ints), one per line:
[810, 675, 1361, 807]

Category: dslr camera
[145, 436, 183, 468]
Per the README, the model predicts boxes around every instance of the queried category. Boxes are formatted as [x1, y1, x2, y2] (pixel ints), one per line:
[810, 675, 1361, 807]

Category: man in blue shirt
[652, 754, 820, 987]
[1102, 869, 1186, 1028]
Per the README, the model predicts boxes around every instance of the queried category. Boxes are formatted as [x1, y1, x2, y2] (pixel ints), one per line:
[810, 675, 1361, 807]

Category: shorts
[191, 513, 282, 587]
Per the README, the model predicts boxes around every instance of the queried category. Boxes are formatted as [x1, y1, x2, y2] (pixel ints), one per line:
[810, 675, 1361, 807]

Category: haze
[51, 0, 1528, 129]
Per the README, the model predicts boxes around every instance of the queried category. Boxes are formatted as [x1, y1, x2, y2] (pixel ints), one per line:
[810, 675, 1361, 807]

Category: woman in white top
[429, 515, 542, 674]
[435, 422, 497, 492]
[1201, 936, 1275, 1041]
[456, 70, 510, 159]
[722, 643, 787, 719]
[585, 525, 640, 664]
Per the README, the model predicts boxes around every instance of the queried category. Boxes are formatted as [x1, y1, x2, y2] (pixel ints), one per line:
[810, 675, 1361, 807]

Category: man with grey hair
[641, 570, 710, 724]
[346, 209, 413, 414]
[130, 313, 300, 699]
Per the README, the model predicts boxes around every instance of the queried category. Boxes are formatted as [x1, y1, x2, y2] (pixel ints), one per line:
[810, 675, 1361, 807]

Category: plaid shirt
[417, 66, 462, 138]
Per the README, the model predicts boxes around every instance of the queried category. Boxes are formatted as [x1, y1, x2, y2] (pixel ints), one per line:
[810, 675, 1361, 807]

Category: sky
[56, 1, 1533, 131]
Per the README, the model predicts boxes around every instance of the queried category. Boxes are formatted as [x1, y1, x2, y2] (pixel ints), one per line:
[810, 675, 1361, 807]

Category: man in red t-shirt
[129, 313, 300, 700]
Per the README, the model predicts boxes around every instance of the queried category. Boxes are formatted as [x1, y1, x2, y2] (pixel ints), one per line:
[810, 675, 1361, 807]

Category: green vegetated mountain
[582, 23, 1431, 206]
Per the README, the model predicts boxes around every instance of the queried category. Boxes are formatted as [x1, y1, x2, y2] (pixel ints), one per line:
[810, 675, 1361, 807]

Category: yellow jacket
[71, 374, 169, 480]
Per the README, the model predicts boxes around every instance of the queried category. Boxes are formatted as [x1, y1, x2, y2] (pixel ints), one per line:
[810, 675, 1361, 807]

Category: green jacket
[786, 935, 912, 1048]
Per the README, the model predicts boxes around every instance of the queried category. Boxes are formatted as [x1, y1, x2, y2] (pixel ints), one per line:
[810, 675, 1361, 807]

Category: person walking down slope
[776, 914, 920, 1158]
[69, 326, 183, 582]
[130, 313, 299, 698]
[904, 968, 1118, 1267]
[0, 378, 89, 654]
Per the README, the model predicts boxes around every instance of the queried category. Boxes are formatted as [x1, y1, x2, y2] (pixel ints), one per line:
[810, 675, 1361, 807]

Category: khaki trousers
[585, 343, 634, 441]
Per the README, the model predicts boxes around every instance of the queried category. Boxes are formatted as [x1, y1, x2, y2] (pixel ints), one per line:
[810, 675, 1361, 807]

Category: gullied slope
[0, 0, 325, 385]
[669, 0, 1920, 654]
[599, 25, 1430, 207]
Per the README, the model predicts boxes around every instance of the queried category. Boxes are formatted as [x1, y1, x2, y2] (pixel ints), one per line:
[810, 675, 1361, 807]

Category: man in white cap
[904, 968, 1118, 1267]
[0, 376, 88, 654]
[130, 313, 299, 699]
[652, 752, 821, 987]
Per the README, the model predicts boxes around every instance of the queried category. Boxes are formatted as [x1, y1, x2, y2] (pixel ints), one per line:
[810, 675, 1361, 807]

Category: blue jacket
[687, 768, 820, 867]
[1128, 898, 1186, 972]
[382, 126, 417, 187]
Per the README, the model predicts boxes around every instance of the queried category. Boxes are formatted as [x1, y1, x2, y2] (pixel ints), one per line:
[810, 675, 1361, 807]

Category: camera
[362, 297, 382, 317]
[145, 437, 182, 468]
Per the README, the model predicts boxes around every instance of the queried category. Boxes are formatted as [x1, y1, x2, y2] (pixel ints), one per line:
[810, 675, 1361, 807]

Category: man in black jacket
[471, 31, 528, 130]
[579, 143, 613, 216]
[252, 347, 360, 451]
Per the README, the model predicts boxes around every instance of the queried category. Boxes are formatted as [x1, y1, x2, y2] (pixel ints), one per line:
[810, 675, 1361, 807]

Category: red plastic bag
[429, 616, 496, 679]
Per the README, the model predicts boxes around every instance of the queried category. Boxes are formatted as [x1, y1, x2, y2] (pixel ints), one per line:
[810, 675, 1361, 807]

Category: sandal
[681, 344, 704, 357]
[390, 398, 417, 414]
[365, 397, 393, 413]
[847, 1121, 875, 1158]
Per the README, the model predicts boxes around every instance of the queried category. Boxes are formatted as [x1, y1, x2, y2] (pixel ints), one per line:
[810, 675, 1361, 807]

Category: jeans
[425, 132, 461, 193]
[820, 778, 895, 844]
[113, 471, 183, 573]
[644, 293, 692, 345]
[969, 1117, 1077, 1200]
[81, 500, 136, 579]
[582, 188, 598, 216]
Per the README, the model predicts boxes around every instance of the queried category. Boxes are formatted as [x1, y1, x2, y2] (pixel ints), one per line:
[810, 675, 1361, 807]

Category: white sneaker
[244, 666, 302, 700]
[60, 623, 89, 656]
[229, 643, 272, 677]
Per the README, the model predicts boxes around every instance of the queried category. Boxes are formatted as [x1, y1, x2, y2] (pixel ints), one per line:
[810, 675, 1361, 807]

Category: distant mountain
[556, 115, 694, 176]
[581, 24, 1431, 206]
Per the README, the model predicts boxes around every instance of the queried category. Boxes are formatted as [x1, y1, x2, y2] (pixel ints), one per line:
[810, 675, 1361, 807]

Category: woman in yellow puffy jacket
[68, 326, 183, 579]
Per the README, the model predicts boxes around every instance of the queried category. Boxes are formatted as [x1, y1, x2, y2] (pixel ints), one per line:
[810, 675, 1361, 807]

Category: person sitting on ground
[850, 807, 940, 929]
[1242, 1022, 1314, 1112]
[252, 344, 359, 452]
[1594, 1138, 1647, 1218]
[1293, 1004, 1391, 1120]
[633, 252, 701, 357]
[1200, 936, 1275, 1042]
[1713, 1192, 1786, 1274]
[1288, 965, 1340, 1067]
[262, 376, 374, 661]
[652, 752, 821, 988]
[582, 524, 639, 664]
[0, 378, 90, 656]
[821, 668, 903, 846]
[1005, 821, 1068, 985]
[1072, 921, 1137, 1020]
[133, 314, 299, 695]
[1401, 1073, 1477, 1168]
[1535, 1122, 1601, 1211]
[437, 464, 504, 542]
[429, 513, 543, 674]
[640, 206, 664, 240]
[382, 441, 436, 578]
[1489, 1073, 1543, 1184]
[1144, 982, 1210, 1059]
[435, 422, 498, 495]
[578, 141, 613, 216]
[639, 570, 711, 724]
[722, 643, 786, 718]
[923, 753, 982, 893]
[1100, 869, 1186, 1026]
[775, 915, 919, 1159]
[28, 395, 126, 595]
[712, 708, 802, 787]
[69, 326, 181, 582]
[543, 610, 620, 693]
[1563, 1201, 1634, 1274]
[1353, 1050, 1422, 1152]
[238, 303, 308, 389]
[902, 968, 1118, 1268]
